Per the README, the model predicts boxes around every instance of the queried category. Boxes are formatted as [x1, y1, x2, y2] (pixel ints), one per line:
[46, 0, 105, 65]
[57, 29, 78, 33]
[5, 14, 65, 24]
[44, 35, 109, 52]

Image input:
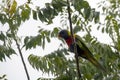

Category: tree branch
[12, 32, 30, 80]
[67, 0, 82, 79]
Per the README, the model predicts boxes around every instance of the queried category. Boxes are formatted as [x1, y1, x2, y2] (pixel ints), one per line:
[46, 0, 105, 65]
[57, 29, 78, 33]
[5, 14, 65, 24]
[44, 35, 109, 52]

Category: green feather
[75, 35, 106, 72]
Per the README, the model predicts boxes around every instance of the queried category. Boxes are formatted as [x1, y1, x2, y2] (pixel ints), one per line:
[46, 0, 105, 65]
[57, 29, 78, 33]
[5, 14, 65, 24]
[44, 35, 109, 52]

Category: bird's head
[58, 30, 71, 40]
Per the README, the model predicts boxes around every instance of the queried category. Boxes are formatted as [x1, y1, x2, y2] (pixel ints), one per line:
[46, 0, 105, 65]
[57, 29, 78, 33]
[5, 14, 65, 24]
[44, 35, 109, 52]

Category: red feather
[65, 37, 73, 47]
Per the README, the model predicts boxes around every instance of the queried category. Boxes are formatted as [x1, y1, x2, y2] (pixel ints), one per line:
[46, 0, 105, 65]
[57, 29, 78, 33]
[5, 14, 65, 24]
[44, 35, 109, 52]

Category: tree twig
[12, 32, 30, 80]
[67, 0, 82, 79]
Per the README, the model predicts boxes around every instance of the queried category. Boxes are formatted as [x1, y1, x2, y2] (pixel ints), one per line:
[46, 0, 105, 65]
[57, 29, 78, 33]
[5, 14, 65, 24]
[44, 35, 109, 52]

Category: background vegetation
[0, 0, 120, 80]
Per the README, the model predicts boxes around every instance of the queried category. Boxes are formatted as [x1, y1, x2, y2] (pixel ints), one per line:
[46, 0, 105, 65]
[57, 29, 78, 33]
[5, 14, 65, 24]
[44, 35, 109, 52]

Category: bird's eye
[60, 32, 64, 35]
[61, 32, 64, 35]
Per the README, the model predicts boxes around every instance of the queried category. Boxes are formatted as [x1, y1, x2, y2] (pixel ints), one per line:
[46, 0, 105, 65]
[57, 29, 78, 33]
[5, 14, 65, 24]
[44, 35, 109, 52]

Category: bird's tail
[88, 57, 107, 73]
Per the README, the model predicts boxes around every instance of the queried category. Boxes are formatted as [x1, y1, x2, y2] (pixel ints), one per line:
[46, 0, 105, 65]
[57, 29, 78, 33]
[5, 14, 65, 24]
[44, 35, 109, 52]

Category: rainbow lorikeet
[58, 30, 106, 72]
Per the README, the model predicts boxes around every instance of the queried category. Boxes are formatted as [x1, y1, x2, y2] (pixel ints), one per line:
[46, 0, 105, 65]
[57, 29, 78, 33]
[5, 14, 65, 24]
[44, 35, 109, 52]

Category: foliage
[0, 0, 120, 80]
[23, 28, 59, 50]
[0, 31, 16, 61]
[98, 0, 120, 52]
[27, 0, 119, 79]
[0, 0, 32, 61]
[0, 74, 7, 80]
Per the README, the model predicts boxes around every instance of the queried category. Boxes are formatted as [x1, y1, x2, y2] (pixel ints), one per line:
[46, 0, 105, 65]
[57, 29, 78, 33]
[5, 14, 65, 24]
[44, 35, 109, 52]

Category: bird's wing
[75, 35, 93, 56]
[74, 35, 107, 72]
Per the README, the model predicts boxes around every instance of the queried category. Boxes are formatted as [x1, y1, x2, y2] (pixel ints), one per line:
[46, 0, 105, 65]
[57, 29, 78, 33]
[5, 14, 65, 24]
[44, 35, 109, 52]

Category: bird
[58, 29, 106, 72]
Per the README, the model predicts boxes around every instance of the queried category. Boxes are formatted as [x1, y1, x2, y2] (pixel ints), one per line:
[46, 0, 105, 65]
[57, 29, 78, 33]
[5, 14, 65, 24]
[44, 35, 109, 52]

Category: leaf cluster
[0, 0, 32, 61]
[32, 0, 67, 24]
[23, 28, 59, 50]
[0, 32, 16, 61]
[0, 74, 7, 80]
[98, 0, 120, 52]
[72, 0, 100, 23]
[28, 48, 78, 80]
[83, 34, 120, 79]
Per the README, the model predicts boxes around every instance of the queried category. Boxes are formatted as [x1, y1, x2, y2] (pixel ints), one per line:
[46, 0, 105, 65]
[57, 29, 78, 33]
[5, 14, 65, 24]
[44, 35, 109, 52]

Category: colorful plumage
[58, 30, 106, 72]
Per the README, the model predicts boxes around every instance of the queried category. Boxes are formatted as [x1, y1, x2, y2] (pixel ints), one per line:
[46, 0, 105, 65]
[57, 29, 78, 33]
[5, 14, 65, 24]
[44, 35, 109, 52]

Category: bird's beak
[58, 34, 61, 39]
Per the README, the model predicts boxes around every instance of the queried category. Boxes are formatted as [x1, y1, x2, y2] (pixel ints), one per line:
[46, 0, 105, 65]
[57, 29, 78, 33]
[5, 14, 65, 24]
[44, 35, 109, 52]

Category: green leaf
[9, 0, 17, 16]
[6, 33, 13, 38]
[51, 0, 67, 12]
[73, 26, 82, 33]
[21, 8, 31, 21]
[0, 32, 6, 42]
[46, 37, 50, 42]
[0, 74, 7, 79]
[32, 10, 37, 20]
[24, 36, 29, 45]
[84, 7, 91, 20]
[42, 37, 45, 49]
[51, 27, 59, 37]
[82, 1, 90, 8]
[94, 12, 100, 23]
[97, 26, 100, 30]
[38, 10, 47, 22]
[0, 14, 7, 24]
[0, 45, 16, 61]
[101, 27, 104, 33]
[0, 52, 5, 61]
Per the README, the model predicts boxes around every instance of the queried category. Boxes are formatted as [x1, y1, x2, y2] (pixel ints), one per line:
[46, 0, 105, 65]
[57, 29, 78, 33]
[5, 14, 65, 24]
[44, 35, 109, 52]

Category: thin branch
[67, 0, 82, 79]
[12, 32, 30, 80]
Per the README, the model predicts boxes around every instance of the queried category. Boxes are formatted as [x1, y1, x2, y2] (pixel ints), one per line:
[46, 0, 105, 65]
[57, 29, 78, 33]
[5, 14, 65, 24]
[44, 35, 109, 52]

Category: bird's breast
[65, 38, 73, 47]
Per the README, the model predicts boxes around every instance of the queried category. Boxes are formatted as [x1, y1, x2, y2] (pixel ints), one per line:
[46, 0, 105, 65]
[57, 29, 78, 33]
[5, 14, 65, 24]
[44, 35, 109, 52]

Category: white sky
[0, 0, 112, 80]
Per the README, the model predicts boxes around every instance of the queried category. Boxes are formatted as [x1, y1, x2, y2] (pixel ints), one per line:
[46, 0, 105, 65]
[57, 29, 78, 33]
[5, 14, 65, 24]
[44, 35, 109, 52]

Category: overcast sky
[0, 0, 111, 80]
